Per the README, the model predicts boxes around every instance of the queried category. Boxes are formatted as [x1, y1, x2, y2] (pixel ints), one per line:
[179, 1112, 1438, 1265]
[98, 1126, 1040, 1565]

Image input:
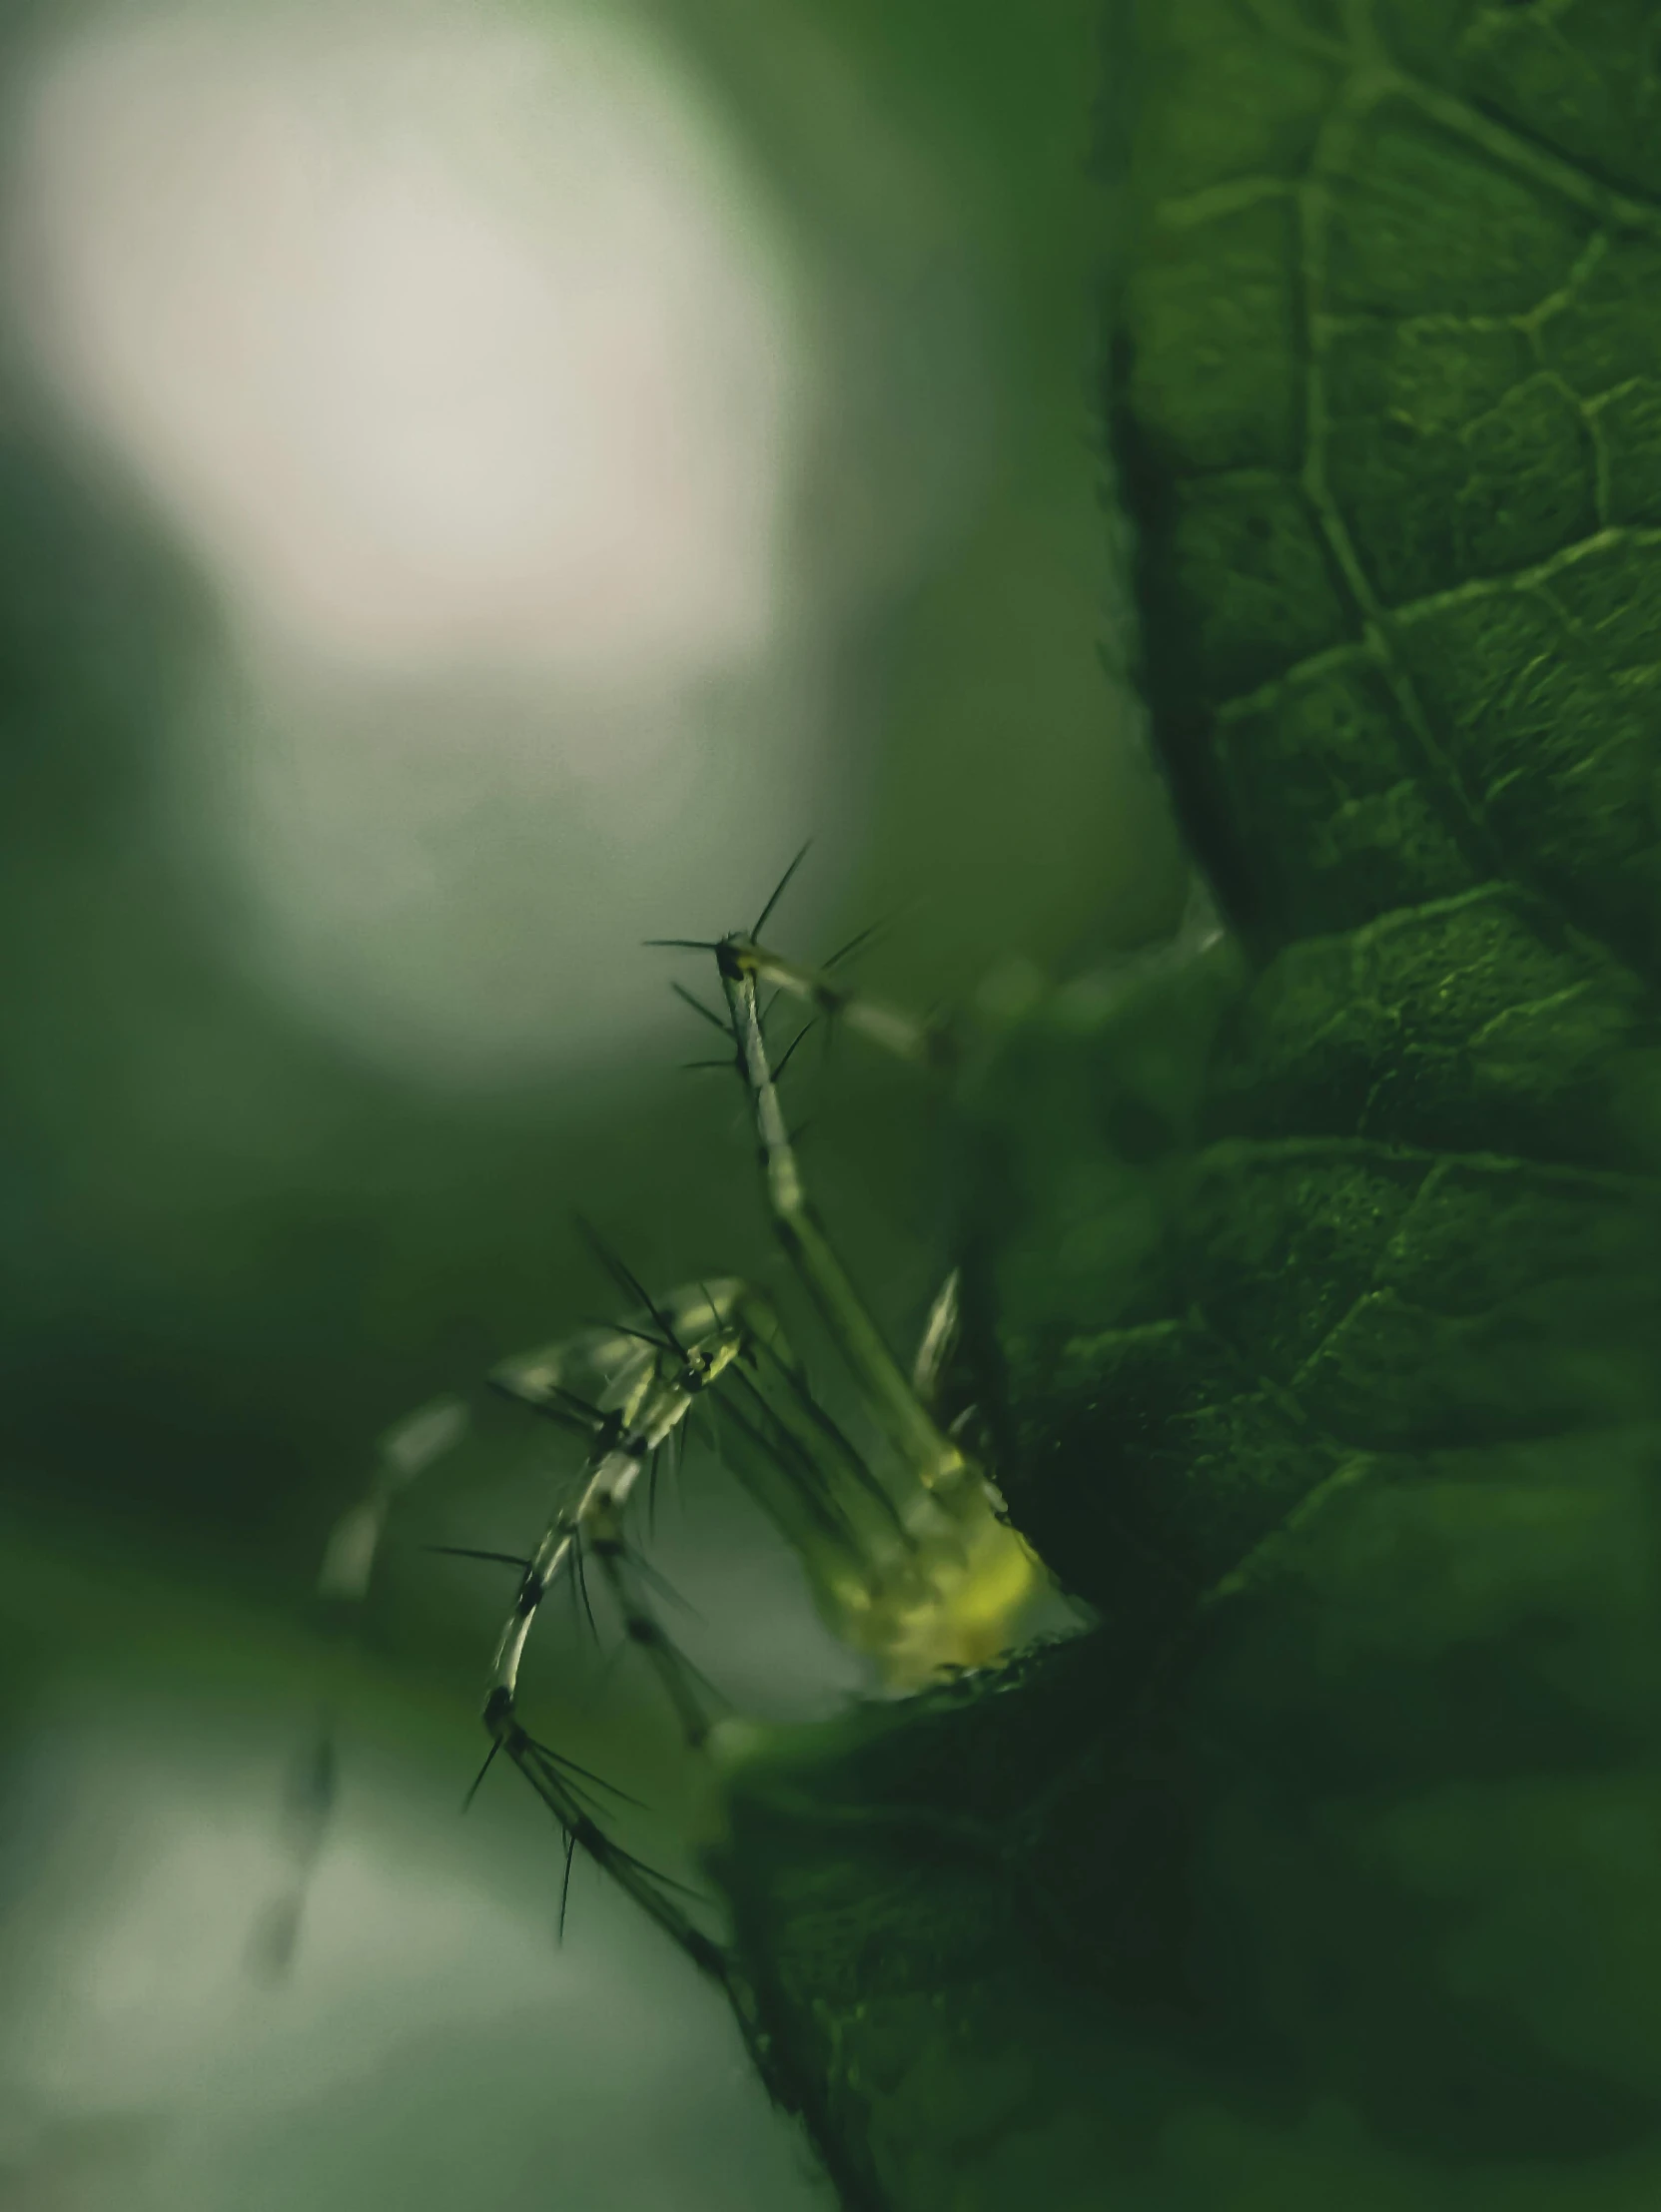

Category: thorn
[461, 1738, 501, 1814]
[538, 1378, 605, 1425]
[670, 982, 732, 1036]
[622, 1538, 700, 1620]
[610, 1847, 709, 1904]
[487, 1373, 600, 1434]
[552, 1380, 610, 1433]
[520, 1746, 635, 1821]
[571, 1531, 600, 1641]
[726, 1362, 830, 1497]
[644, 937, 721, 952]
[751, 841, 811, 939]
[681, 1058, 737, 1074]
[748, 1332, 901, 1532]
[572, 1215, 686, 1357]
[619, 1599, 728, 1721]
[424, 1546, 534, 1571]
[700, 1396, 731, 1479]
[588, 1316, 675, 1357]
[723, 1356, 869, 1550]
[667, 1415, 686, 1519]
[823, 918, 885, 970]
[557, 1830, 577, 1939]
[771, 1019, 817, 1084]
[489, 1391, 587, 1437]
[519, 1734, 644, 1809]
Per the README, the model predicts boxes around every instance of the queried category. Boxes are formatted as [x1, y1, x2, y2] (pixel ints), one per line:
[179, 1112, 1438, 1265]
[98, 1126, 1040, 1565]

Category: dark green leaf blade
[712, 6, 1661, 2205]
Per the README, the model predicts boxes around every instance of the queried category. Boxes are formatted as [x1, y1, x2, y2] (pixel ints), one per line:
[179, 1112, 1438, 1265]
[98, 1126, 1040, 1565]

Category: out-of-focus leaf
[709, 4, 1661, 2205]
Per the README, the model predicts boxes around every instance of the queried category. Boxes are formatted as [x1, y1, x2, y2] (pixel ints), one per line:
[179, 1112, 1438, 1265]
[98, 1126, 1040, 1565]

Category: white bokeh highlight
[5, 1, 860, 1081]
[9, 4, 799, 683]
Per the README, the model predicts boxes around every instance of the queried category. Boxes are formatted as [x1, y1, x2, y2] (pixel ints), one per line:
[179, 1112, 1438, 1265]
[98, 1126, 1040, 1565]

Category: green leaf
[711, 5, 1661, 2205]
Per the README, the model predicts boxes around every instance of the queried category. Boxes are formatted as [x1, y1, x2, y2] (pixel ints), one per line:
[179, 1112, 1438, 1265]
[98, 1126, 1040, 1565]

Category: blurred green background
[0, 0, 1182, 2202]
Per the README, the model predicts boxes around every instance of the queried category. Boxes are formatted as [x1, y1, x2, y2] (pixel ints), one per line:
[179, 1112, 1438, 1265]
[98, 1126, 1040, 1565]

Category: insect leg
[712, 947, 1043, 1682]
[484, 1687, 731, 1986]
[654, 928, 948, 1073]
[257, 1397, 473, 1979]
[584, 1485, 718, 1751]
[490, 1350, 719, 1753]
[476, 1399, 737, 1976]
[728, 935, 949, 1072]
[718, 952, 970, 1504]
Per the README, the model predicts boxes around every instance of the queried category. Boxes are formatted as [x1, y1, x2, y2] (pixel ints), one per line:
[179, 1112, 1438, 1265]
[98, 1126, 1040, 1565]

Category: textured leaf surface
[712, 6, 1661, 2205]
